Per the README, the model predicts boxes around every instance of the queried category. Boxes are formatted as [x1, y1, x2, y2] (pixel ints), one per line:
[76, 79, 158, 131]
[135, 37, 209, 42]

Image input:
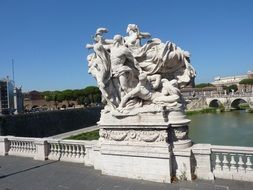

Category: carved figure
[118, 73, 179, 111]
[86, 24, 196, 115]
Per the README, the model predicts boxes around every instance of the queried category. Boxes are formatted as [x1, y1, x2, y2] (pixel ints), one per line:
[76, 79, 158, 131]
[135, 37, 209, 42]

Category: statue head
[93, 28, 108, 43]
[87, 53, 95, 67]
[113, 34, 124, 45]
[126, 24, 139, 34]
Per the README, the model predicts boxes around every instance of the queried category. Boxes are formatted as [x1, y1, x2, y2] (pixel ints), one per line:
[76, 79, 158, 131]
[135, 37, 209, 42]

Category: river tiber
[1, 24, 252, 186]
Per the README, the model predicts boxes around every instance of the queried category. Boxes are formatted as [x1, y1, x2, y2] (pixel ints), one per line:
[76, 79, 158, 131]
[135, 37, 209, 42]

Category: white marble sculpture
[86, 24, 196, 116]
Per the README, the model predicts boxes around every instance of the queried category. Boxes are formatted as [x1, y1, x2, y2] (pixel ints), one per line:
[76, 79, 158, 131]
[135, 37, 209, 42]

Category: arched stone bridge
[205, 94, 253, 110]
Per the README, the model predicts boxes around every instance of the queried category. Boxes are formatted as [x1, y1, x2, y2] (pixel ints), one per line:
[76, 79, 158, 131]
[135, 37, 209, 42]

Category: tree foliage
[195, 83, 215, 88]
[224, 84, 238, 93]
[239, 79, 253, 85]
[41, 86, 101, 105]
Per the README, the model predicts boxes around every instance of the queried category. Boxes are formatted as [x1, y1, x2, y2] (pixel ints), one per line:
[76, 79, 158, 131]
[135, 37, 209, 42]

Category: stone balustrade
[47, 139, 86, 163]
[211, 145, 253, 181]
[1, 136, 253, 182]
[0, 136, 97, 165]
[8, 137, 37, 157]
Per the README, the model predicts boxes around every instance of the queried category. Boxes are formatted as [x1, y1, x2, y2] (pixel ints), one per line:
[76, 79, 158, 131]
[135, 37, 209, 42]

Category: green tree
[224, 85, 238, 93]
[239, 79, 253, 85]
[39, 86, 101, 106]
[195, 83, 214, 88]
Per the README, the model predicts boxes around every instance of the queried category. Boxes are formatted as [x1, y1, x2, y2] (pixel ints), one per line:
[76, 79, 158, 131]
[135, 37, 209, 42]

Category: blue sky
[0, 0, 253, 92]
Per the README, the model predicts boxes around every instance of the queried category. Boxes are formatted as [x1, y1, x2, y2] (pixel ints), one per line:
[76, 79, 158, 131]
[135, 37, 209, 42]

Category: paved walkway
[49, 125, 98, 139]
[0, 156, 253, 190]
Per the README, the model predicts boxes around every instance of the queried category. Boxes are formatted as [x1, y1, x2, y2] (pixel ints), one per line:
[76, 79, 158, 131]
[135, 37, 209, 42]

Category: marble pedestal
[97, 110, 192, 183]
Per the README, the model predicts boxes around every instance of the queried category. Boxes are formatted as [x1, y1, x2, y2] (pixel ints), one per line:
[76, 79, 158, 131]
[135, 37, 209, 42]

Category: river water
[188, 111, 253, 147]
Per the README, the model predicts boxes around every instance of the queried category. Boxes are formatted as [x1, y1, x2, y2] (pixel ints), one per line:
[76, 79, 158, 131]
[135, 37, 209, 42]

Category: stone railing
[8, 136, 36, 158]
[0, 136, 99, 166]
[211, 145, 253, 181]
[191, 144, 253, 182]
[47, 139, 86, 163]
[1, 136, 253, 183]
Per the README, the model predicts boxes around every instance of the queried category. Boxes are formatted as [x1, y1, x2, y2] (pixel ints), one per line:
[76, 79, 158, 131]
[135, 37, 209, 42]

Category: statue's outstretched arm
[86, 44, 94, 49]
[139, 32, 151, 39]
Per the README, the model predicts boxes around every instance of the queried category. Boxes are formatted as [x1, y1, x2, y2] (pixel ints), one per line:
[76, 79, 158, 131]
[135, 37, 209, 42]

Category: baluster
[54, 143, 58, 158]
[57, 143, 61, 158]
[20, 141, 23, 152]
[49, 144, 53, 155]
[13, 141, 17, 151]
[25, 141, 29, 152]
[18, 141, 21, 152]
[81, 145, 85, 158]
[27, 142, 31, 153]
[26, 142, 29, 153]
[54, 143, 58, 157]
[21, 141, 24, 152]
[10, 141, 13, 151]
[11, 141, 15, 151]
[61, 143, 64, 157]
[20, 141, 25, 152]
[15, 141, 19, 152]
[215, 153, 222, 171]
[238, 154, 245, 173]
[68, 145, 72, 158]
[24, 142, 28, 153]
[17, 141, 21, 152]
[49, 144, 53, 157]
[72, 145, 76, 158]
[55, 143, 59, 157]
[76, 145, 80, 158]
[32, 142, 36, 153]
[62, 144, 67, 158]
[16, 141, 20, 152]
[230, 154, 237, 172]
[52, 144, 56, 157]
[245, 155, 253, 172]
[9, 141, 12, 151]
[222, 153, 229, 171]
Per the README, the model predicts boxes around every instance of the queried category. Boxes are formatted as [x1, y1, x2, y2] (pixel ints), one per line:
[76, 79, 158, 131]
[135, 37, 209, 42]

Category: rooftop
[0, 156, 253, 190]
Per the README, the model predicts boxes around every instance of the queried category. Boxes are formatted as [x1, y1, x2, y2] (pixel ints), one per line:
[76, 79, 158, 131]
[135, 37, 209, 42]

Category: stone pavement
[49, 125, 98, 139]
[0, 156, 253, 190]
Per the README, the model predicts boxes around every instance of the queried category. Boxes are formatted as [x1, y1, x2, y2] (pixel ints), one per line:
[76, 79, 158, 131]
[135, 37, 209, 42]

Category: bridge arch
[209, 99, 222, 108]
[230, 98, 248, 109]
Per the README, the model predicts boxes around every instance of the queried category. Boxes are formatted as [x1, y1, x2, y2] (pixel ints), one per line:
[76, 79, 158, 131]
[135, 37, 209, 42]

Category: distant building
[212, 71, 253, 93]
[212, 71, 253, 86]
[23, 91, 80, 111]
[0, 77, 24, 115]
[14, 87, 24, 114]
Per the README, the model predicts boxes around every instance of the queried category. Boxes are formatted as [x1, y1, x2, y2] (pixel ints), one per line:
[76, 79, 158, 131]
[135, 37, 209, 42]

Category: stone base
[173, 148, 193, 180]
[97, 110, 193, 183]
[100, 142, 171, 183]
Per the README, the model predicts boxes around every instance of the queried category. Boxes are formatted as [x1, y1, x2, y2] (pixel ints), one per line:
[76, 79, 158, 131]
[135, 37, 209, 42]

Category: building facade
[212, 71, 253, 93]
[0, 77, 23, 115]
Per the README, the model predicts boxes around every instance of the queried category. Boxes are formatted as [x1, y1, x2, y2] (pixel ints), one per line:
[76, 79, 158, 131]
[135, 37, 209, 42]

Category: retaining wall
[0, 107, 101, 137]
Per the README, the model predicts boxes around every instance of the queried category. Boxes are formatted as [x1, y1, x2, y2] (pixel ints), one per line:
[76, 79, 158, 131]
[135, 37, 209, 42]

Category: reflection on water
[188, 111, 253, 147]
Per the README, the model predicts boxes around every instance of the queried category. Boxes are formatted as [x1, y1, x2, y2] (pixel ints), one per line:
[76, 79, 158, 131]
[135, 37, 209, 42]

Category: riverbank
[186, 108, 217, 115]
[186, 107, 253, 115]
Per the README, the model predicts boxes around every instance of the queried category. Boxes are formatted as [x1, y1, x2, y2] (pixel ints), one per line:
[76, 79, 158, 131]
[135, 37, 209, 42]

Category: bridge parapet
[1, 136, 253, 182]
[211, 145, 253, 181]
